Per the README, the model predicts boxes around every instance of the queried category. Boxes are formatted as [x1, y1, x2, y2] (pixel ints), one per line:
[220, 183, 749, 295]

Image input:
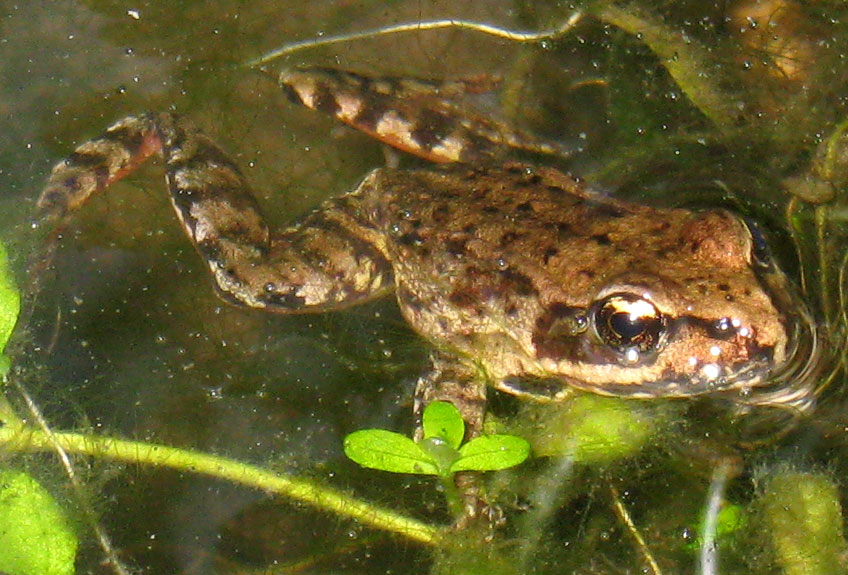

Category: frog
[36, 66, 816, 443]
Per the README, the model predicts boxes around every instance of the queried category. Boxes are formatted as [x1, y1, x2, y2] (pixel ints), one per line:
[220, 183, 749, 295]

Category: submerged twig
[610, 483, 662, 575]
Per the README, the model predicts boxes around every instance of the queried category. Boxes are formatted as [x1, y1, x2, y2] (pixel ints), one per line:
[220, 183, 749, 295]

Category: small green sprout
[683, 503, 746, 552]
[344, 401, 530, 478]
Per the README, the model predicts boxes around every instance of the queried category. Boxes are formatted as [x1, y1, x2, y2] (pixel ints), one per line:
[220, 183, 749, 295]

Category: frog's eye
[593, 294, 666, 354]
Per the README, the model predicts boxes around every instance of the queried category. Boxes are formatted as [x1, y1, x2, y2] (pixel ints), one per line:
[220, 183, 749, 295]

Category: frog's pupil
[610, 312, 645, 341]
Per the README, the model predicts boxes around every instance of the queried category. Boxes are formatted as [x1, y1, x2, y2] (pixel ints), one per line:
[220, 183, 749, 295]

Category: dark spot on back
[432, 204, 451, 223]
[555, 222, 572, 237]
[516, 201, 533, 212]
[591, 233, 611, 246]
[445, 237, 468, 257]
[168, 143, 241, 175]
[448, 289, 477, 308]
[398, 231, 424, 246]
[500, 268, 536, 297]
[499, 231, 520, 247]
[543, 246, 558, 264]
[594, 204, 625, 218]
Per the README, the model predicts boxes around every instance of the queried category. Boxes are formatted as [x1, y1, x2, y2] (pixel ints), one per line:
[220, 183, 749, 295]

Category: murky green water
[3, 1, 848, 574]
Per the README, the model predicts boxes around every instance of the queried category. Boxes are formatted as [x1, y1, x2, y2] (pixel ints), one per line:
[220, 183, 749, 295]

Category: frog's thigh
[414, 351, 487, 441]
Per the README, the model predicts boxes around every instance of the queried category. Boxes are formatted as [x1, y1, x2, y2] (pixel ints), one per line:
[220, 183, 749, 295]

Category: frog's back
[360, 163, 794, 398]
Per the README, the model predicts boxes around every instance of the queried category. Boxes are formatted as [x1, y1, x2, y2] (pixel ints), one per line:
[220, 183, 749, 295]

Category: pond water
[2, 1, 848, 574]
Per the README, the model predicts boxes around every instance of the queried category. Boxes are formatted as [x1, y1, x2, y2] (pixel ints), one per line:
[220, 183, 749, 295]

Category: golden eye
[594, 294, 666, 353]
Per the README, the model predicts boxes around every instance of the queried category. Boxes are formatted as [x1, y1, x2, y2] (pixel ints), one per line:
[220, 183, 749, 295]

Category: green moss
[517, 394, 662, 465]
[760, 470, 848, 575]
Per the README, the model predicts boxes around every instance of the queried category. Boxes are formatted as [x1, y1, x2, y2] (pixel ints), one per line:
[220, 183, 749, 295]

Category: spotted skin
[38, 67, 814, 449]
[39, 113, 394, 312]
[279, 67, 566, 163]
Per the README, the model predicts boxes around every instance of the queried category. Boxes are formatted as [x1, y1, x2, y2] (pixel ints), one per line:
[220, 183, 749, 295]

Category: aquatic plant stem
[0, 425, 441, 546]
[591, 3, 737, 134]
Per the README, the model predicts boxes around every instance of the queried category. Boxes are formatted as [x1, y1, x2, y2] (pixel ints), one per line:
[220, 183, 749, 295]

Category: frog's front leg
[38, 113, 394, 312]
[414, 351, 487, 442]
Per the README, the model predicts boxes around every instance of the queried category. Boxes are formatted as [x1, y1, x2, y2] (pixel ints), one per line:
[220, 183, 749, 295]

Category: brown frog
[37, 67, 815, 437]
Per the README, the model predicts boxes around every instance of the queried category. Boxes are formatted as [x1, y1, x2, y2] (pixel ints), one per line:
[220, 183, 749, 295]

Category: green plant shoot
[344, 401, 530, 478]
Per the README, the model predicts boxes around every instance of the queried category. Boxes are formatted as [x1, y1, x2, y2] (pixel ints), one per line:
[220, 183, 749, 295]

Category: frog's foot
[37, 113, 394, 314]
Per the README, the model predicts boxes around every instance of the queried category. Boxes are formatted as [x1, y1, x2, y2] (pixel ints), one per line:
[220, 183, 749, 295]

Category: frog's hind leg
[38, 113, 394, 313]
[279, 67, 569, 164]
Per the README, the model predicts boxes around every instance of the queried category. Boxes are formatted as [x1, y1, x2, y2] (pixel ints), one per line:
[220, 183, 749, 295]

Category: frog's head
[529, 210, 817, 405]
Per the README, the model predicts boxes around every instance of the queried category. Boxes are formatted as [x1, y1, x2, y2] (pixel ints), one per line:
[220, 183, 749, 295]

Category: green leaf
[451, 435, 530, 473]
[344, 429, 439, 475]
[0, 468, 77, 575]
[0, 241, 20, 354]
[422, 401, 464, 449]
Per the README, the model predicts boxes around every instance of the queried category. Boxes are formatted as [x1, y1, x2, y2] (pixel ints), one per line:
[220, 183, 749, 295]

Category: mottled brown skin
[38, 68, 805, 434]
